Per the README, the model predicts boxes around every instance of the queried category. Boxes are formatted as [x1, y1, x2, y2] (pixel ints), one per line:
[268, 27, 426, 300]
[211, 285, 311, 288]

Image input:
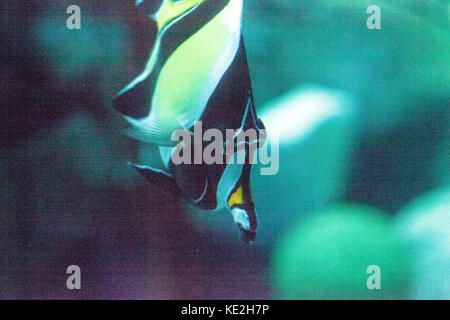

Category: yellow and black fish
[115, 0, 265, 243]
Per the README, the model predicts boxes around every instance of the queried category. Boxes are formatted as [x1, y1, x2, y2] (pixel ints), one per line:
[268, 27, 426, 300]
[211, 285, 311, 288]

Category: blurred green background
[1, 0, 449, 299]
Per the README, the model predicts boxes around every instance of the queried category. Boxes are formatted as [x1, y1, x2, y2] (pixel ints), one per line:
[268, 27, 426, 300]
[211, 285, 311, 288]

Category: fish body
[115, 0, 265, 243]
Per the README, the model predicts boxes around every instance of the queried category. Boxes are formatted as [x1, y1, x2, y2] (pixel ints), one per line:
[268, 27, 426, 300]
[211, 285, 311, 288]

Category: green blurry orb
[272, 205, 412, 299]
[396, 187, 450, 299]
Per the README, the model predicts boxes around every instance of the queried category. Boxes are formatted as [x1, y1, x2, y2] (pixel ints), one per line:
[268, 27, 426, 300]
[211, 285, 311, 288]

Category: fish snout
[238, 226, 256, 244]
[230, 205, 257, 244]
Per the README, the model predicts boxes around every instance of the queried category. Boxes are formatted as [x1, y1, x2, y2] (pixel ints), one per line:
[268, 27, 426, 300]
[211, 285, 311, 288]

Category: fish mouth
[230, 205, 257, 244]
[237, 224, 256, 244]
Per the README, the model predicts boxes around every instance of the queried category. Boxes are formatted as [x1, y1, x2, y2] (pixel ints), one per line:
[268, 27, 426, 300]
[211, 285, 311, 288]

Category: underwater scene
[1, 0, 449, 299]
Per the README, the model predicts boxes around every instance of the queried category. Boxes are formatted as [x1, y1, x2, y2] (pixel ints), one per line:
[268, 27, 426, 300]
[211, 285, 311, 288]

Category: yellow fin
[228, 184, 253, 208]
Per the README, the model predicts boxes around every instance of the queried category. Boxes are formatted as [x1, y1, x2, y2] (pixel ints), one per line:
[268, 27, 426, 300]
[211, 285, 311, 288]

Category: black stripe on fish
[195, 36, 261, 134]
[114, 0, 229, 119]
[129, 162, 181, 196]
[161, 0, 228, 63]
[167, 36, 263, 210]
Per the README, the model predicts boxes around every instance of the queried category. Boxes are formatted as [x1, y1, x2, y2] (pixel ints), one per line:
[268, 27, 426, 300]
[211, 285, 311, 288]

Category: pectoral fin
[123, 116, 183, 147]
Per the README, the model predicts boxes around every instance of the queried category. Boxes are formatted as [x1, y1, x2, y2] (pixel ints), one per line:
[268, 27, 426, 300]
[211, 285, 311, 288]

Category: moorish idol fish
[114, 0, 266, 243]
